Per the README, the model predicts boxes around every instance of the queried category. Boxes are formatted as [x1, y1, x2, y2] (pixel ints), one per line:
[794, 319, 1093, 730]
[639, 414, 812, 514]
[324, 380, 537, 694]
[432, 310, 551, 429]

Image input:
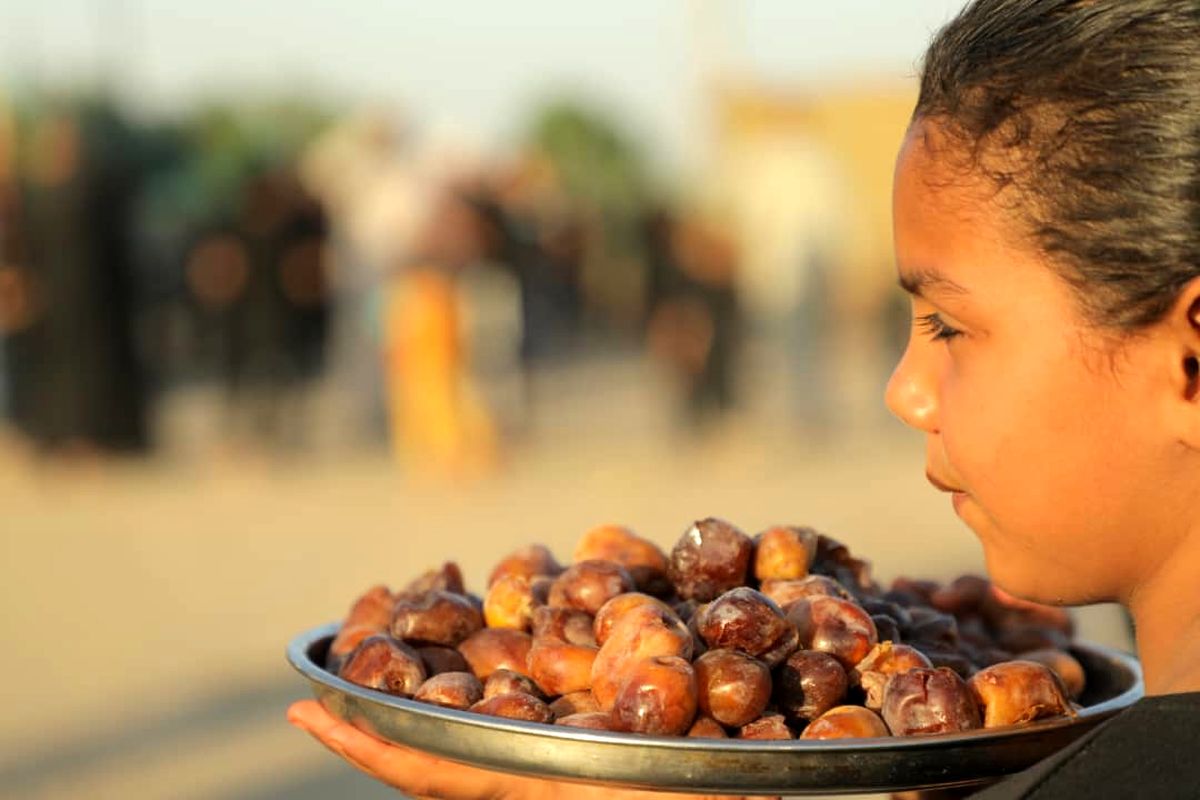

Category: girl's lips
[925, 471, 964, 493]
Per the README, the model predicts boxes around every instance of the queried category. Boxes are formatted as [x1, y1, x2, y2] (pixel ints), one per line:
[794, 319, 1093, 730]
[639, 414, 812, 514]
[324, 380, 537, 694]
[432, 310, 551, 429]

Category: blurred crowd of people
[0, 93, 748, 474]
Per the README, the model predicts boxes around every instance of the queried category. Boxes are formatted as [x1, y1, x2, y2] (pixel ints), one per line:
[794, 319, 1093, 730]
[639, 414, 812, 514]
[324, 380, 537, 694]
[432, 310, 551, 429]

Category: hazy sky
[2, 1, 969, 163]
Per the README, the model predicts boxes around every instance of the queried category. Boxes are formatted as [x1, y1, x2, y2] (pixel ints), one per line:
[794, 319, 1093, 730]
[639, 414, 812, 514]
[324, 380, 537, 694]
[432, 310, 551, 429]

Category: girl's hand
[287, 700, 768, 800]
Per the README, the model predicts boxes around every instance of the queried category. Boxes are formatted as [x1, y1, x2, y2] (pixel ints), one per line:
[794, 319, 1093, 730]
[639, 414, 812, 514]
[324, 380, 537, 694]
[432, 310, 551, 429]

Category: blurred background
[0, 2, 1132, 798]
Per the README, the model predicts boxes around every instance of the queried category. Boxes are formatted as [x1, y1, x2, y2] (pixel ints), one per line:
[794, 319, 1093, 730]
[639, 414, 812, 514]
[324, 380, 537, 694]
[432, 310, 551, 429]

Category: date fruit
[338, 635, 426, 697]
[668, 518, 753, 602]
[881, 667, 982, 736]
[693, 649, 772, 728]
[610, 656, 698, 736]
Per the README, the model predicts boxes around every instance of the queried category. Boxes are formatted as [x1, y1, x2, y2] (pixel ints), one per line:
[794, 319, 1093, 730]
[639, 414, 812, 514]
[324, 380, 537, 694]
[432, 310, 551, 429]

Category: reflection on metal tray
[287, 622, 1142, 796]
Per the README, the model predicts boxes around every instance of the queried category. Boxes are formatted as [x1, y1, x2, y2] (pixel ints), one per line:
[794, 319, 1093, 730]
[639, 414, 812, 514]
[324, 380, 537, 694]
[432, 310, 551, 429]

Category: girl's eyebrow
[898, 267, 970, 298]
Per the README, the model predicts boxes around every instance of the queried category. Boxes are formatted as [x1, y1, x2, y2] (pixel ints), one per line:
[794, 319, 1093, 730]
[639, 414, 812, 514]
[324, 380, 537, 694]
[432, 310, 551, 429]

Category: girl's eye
[916, 312, 962, 342]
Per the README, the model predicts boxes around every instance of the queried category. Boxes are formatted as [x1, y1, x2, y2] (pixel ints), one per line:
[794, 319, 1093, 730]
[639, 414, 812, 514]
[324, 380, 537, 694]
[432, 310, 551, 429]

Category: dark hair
[915, 0, 1200, 329]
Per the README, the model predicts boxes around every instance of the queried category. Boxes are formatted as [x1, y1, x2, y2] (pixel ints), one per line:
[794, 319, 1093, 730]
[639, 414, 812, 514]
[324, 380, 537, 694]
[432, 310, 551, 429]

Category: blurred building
[711, 81, 914, 323]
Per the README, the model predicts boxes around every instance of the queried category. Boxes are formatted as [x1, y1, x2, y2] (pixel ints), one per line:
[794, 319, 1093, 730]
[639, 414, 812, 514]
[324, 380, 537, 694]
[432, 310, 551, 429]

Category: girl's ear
[1170, 284, 1200, 444]
[1184, 294, 1200, 403]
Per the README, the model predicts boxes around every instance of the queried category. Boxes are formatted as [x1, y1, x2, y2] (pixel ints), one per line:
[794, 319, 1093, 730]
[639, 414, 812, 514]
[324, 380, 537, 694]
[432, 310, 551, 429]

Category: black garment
[972, 691, 1200, 799]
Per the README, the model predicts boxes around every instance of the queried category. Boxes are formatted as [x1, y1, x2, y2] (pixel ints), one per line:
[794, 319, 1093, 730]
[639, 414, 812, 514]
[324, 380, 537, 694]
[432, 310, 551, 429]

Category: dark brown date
[338, 635, 426, 697]
[667, 518, 753, 602]
[391, 590, 483, 647]
[881, 667, 982, 736]
[398, 562, 465, 599]
[531, 605, 598, 647]
[417, 645, 470, 676]
[786, 595, 878, 669]
[547, 560, 636, 615]
[549, 691, 601, 717]
[850, 642, 933, 710]
[773, 649, 848, 722]
[694, 587, 797, 667]
[483, 669, 543, 700]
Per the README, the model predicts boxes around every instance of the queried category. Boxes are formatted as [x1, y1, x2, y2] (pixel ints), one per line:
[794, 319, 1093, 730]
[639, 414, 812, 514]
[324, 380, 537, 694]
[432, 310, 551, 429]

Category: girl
[289, 1, 1200, 796]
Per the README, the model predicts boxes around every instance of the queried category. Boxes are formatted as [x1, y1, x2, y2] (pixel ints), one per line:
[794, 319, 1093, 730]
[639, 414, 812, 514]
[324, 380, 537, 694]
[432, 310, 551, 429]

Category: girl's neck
[1127, 525, 1200, 695]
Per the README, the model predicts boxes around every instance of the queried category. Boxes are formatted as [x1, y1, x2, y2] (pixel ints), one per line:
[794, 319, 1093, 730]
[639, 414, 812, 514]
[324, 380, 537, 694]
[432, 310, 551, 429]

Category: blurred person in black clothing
[642, 208, 740, 430]
[1, 106, 148, 454]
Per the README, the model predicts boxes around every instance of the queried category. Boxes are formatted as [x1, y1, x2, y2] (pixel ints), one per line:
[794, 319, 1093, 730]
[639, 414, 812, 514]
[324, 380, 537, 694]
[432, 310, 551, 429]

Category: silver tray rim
[288, 621, 1144, 793]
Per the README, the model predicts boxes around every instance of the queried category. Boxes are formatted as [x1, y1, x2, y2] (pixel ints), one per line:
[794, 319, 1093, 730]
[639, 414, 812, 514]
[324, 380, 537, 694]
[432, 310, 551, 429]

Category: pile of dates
[326, 519, 1083, 739]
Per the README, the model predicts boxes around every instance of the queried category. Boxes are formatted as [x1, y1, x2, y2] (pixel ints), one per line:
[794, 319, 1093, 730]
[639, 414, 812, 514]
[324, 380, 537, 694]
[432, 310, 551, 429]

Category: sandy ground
[0, 353, 1133, 800]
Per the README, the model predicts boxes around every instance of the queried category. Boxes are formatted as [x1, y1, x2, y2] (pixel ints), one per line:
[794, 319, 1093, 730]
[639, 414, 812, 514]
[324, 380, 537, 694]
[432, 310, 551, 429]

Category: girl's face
[886, 121, 1185, 605]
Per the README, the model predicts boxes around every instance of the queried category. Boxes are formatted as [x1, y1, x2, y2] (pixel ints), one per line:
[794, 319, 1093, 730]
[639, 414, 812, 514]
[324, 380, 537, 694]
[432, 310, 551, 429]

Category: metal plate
[287, 622, 1143, 795]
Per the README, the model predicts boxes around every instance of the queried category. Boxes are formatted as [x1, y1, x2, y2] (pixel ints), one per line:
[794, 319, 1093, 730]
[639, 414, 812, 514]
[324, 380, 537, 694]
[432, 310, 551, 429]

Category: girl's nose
[885, 345, 940, 434]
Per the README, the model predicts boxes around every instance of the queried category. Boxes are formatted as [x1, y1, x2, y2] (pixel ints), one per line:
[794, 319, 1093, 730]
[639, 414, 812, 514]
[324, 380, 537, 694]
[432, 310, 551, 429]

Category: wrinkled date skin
[484, 574, 539, 631]
[753, 526, 818, 582]
[391, 590, 484, 647]
[968, 661, 1075, 728]
[338, 635, 427, 697]
[693, 649, 772, 728]
[483, 669, 543, 700]
[399, 562, 466, 599]
[573, 524, 672, 596]
[488, 545, 563, 588]
[773, 649, 848, 723]
[469, 692, 555, 724]
[667, 518, 754, 602]
[787, 596, 878, 670]
[591, 605, 694, 710]
[527, 638, 599, 696]
[1019, 649, 1086, 700]
[881, 667, 983, 736]
[593, 593, 678, 646]
[738, 714, 793, 740]
[762, 575, 854, 609]
[328, 585, 396, 670]
[549, 691, 601, 718]
[417, 645, 470, 676]
[687, 716, 729, 738]
[547, 560, 636, 615]
[531, 606, 597, 647]
[414, 671, 484, 709]
[610, 656, 698, 736]
[695, 588, 798, 667]
[811, 535, 876, 595]
[457, 628, 533, 681]
[851, 642, 933, 710]
[903, 607, 961, 651]
[800, 705, 890, 740]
